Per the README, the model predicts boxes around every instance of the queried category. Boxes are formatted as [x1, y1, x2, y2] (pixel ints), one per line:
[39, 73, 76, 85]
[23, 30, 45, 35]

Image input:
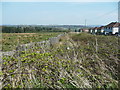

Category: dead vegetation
[1, 33, 119, 89]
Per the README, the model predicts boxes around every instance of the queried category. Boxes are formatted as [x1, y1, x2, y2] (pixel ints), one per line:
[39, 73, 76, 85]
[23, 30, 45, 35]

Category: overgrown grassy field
[1, 32, 63, 51]
[2, 33, 119, 89]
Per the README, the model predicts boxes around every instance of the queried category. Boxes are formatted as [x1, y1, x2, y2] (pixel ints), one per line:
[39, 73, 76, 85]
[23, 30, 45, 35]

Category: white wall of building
[90, 29, 92, 33]
[95, 29, 97, 33]
[112, 27, 119, 34]
[101, 29, 104, 33]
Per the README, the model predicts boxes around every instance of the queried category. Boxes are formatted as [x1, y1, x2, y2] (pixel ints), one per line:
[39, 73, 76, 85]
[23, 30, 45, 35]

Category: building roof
[97, 26, 104, 30]
[105, 22, 118, 28]
[113, 23, 120, 27]
[93, 27, 99, 30]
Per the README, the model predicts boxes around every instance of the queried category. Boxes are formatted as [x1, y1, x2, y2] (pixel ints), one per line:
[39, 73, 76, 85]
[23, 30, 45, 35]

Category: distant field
[2, 32, 63, 51]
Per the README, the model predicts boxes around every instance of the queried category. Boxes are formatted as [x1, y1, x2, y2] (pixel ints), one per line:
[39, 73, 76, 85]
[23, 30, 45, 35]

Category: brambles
[2, 33, 119, 89]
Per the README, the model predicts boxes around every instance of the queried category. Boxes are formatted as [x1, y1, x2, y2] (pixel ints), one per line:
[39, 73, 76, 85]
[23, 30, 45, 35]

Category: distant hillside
[2, 25, 89, 33]
[87, 25, 102, 27]
[2, 25, 86, 28]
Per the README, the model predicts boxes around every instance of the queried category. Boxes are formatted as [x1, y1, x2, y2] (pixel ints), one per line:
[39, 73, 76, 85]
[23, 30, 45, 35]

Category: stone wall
[2, 33, 66, 57]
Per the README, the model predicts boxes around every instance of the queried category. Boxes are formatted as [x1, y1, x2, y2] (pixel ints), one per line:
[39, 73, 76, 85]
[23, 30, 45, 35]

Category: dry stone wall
[2, 33, 66, 57]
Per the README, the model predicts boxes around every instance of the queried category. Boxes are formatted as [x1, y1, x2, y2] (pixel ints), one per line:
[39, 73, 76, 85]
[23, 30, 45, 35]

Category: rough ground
[1, 33, 119, 89]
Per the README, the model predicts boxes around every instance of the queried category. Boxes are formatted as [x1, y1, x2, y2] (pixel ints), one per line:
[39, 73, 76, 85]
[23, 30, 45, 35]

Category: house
[82, 28, 89, 32]
[96, 26, 105, 35]
[104, 22, 120, 35]
[91, 27, 98, 34]
[112, 23, 120, 34]
[88, 28, 94, 34]
[78, 29, 82, 32]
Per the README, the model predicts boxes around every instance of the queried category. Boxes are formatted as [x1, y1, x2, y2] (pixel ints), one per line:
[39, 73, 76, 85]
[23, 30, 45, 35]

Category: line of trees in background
[2, 26, 70, 33]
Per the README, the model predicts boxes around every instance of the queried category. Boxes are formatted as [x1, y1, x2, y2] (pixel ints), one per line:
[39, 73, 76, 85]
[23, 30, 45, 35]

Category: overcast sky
[1, 1, 119, 25]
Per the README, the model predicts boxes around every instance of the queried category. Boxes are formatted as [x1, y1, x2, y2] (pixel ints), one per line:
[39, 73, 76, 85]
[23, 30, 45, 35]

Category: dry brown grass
[2, 33, 119, 89]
